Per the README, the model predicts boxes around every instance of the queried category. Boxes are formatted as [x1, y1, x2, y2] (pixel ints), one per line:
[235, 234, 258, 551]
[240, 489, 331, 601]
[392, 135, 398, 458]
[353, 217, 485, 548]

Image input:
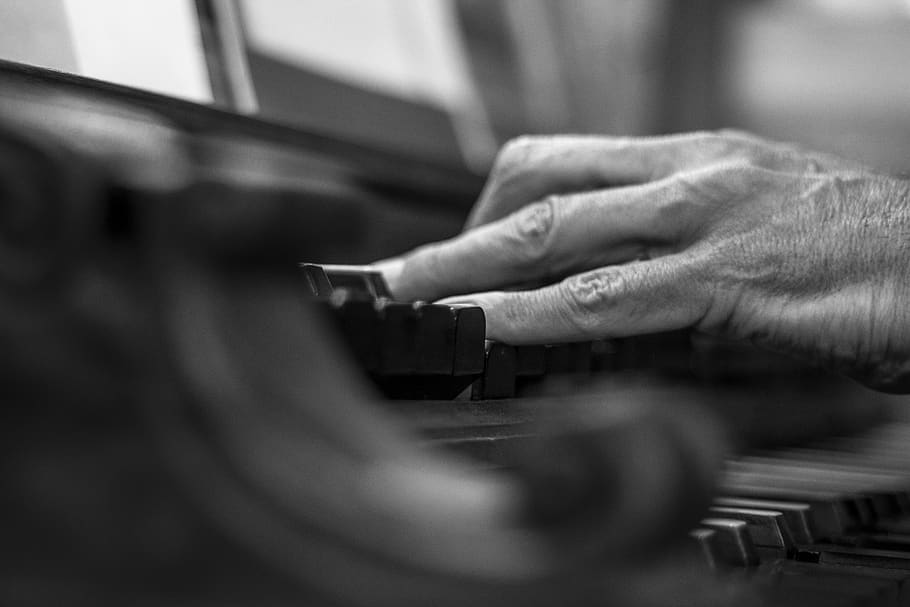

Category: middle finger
[384, 177, 695, 302]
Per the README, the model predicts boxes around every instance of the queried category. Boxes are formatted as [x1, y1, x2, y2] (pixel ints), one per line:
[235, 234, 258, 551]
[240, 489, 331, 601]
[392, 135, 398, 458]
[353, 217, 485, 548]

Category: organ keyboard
[2, 58, 909, 607]
[301, 262, 910, 605]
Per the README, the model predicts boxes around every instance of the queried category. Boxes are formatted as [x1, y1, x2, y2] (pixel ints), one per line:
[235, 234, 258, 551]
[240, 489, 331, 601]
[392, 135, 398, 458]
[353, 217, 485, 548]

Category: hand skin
[375, 131, 910, 393]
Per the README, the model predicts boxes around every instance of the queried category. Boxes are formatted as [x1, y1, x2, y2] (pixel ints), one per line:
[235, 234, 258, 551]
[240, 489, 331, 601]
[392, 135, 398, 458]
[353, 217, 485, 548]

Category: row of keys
[300, 263, 694, 399]
[418, 401, 910, 605]
[689, 421, 910, 605]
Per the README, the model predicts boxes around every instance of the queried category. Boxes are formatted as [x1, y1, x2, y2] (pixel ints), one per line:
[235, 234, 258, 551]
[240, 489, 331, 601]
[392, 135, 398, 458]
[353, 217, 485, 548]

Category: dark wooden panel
[0, 59, 484, 210]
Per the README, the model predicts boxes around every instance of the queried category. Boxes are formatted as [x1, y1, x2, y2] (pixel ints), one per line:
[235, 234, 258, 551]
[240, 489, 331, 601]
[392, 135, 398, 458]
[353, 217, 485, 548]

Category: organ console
[2, 58, 910, 607]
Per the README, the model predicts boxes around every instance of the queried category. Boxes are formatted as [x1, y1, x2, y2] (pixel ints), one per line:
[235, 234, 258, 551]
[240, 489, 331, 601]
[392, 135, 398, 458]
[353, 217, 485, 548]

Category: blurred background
[1, 0, 909, 174]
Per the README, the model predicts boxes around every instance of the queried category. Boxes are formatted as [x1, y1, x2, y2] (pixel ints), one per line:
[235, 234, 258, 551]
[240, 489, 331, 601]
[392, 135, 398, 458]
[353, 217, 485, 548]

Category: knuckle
[691, 130, 763, 167]
[717, 161, 765, 183]
[505, 198, 557, 265]
[695, 161, 764, 194]
[559, 269, 628, 332]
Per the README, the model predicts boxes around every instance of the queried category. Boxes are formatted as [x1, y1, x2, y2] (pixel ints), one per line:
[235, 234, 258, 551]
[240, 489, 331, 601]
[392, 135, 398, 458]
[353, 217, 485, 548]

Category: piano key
[543, 344, 571, 374]
[319, 264, 392, 299]
[719, 484, 851, 539]
[619, 330, 692, 373]
[375, 300, 419, 374]
[725, 459, 904, 525]
[708, 507, 795, 558]
[543, 342, 592, 374]
[320, 266, 375, 297]
[328, 289, 380, 372]
[894, 493, 910, 516]
[299, 262, 333, 297]
[589, 339, 620, 372]
[689, 528, 722, 570]
[569, 342, 592, 373]
[714, 497, 815, 544]
[515, 345, 546, 377]
[413, 303, 456, 375]
[472, 343, 517, 400]
[700, 518, 761, 567]
[451, 305, 486, 376]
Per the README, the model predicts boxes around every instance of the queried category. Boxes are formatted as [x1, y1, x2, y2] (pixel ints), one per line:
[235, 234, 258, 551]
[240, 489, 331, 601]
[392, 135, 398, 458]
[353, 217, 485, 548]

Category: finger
[716, 129, 867, 174]
[466, 132, 758, 229]
[379, 178, 694, 303]
[438, 255, 709, 344]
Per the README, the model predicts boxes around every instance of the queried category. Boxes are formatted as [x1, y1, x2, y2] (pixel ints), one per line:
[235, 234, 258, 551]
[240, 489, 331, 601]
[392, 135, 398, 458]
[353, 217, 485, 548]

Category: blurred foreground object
[0, 70, 728, 606]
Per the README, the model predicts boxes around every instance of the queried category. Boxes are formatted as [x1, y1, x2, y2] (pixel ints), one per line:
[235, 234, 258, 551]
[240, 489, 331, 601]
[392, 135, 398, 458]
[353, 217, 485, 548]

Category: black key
[413, 303, 457, 375]
[376, 300, 419, 374]
[619, 331, 691, 371]
[373, 304, 486, 399]
[700, 518, 761, 567]
[515, 346, 546, 377]
[299, 263, 333, 297]
[709, 507, 796, 559]
[544, 344, 571, 374]
[895, 493, 910, 516]
[867, 491, 904, 521]
[569, 342, 592, 373]
[848, 496, 878, 528]
[589, 339, 620, 372]
[472, 343, 517, 400]
[544, 342, 592, 374]
[329, 289, 380, 372]
[452, 305, 486, 376]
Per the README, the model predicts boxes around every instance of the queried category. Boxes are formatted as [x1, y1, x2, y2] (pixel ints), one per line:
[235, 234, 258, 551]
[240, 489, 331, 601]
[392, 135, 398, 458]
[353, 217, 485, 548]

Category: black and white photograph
[1, 1, 910, 605]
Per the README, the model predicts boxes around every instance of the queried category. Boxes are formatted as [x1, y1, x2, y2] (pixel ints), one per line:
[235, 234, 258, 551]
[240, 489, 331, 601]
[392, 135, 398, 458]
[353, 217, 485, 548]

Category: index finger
[465, 132, 756, 229]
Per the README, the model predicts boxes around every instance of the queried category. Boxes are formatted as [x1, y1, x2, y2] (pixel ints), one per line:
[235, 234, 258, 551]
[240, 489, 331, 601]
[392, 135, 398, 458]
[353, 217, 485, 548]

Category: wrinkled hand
[376, 131, 910, 392]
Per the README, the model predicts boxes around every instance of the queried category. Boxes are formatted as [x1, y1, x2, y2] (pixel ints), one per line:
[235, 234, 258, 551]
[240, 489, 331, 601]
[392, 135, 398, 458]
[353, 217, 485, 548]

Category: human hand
[376, 131, 910, 392]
